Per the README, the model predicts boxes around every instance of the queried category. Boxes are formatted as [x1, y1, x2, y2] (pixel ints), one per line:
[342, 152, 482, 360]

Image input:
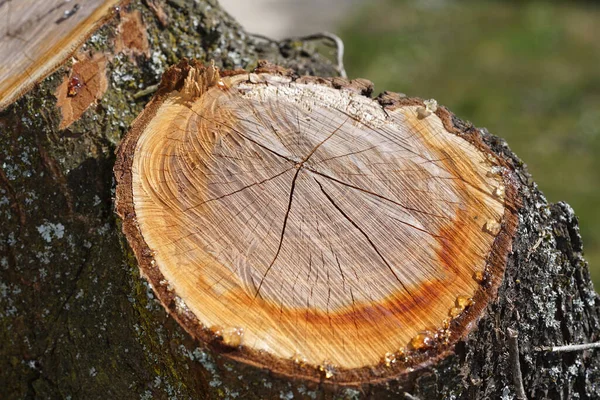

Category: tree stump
[114, 60, 519, 384]
[1, 1, 599, 399]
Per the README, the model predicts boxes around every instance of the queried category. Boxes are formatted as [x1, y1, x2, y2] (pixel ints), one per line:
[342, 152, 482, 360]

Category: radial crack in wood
[114, 60, 519, 384]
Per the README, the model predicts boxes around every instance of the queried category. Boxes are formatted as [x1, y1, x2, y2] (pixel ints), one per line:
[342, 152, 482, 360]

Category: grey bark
[0, 0, 599, 399]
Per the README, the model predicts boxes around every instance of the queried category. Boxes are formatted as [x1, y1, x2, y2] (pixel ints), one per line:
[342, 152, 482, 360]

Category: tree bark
[0, 1, 599, 399]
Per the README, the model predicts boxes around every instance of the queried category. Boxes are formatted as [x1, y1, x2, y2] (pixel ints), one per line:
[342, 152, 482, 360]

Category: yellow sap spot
[292, 352, 307, 366]
[221, 327, 244, 347]
[409, 332, 433, 351]
[456, 295, 474, 309]
[484, 220, 502, 235]
[449, 295, 474, 318]
[383, 352, 396, 367]
[319, 362, 335, 379]
[473, 271, 485, 283]
[441, 318, 451, 329]
[448, 306, 463, 318]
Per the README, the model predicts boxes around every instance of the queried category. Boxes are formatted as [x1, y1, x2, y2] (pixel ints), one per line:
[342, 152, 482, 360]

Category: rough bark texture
[0, 0, 599, 399]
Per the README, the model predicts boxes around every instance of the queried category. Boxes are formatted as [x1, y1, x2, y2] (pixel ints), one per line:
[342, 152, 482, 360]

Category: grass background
[339, 0, 600, 288]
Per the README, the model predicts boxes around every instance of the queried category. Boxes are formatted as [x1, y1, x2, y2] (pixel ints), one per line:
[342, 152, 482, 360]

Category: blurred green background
[339, 0, 600, 287]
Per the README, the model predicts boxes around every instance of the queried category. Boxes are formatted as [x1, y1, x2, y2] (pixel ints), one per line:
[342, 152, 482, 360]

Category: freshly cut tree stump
[115, 60, 519, 383]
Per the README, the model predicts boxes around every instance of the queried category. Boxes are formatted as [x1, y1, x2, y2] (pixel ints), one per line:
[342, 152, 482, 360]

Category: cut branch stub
[114, 60, 519, 384]
[0, 0, 122, 111]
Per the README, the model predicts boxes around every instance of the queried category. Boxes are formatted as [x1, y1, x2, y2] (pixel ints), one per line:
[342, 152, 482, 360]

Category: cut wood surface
[0, 0, 121, 111]
[115, 61, 518, 382]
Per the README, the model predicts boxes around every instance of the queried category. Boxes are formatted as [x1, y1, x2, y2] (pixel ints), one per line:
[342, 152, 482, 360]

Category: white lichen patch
[182, 346, 222, 388]
[2, 162, 19, 180]
[36, 222, 65, 242]
[174, 296, 190, 313]
[297, 386, 317, 400]
[343, 388, 362, 400]
[35, 250, 52, 265]
[279, 390, 294, 400]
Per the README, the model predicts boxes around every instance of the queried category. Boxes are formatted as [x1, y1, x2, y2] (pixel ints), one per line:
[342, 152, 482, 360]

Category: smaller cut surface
[115, 62, 517, 382]
[0, 0, 121, 110]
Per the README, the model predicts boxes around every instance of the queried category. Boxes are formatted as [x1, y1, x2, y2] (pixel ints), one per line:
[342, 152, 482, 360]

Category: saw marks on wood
[0, 0, 121, 110]
[116, 62, 517, 380]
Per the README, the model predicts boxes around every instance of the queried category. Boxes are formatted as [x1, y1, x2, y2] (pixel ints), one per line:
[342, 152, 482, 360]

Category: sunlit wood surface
[117, 65, 511, 373]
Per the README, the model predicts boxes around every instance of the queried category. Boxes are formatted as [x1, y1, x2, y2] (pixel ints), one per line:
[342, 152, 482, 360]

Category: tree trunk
[0, 1, 599, 399]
